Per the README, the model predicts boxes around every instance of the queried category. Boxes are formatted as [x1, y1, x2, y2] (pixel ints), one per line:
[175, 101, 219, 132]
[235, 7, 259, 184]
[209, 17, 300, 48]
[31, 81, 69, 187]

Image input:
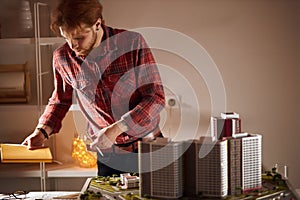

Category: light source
[72, 136, 97, 168]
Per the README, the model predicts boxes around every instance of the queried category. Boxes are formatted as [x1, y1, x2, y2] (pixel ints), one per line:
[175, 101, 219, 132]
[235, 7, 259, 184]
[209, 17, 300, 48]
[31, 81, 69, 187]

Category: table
[0, 191, 81, 200]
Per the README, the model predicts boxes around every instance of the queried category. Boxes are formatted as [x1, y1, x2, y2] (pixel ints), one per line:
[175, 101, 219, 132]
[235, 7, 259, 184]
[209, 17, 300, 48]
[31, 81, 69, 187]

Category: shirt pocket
[71, 78, 90, 90]
[70, 76, 100, 103]
[109, 71, 137, 96]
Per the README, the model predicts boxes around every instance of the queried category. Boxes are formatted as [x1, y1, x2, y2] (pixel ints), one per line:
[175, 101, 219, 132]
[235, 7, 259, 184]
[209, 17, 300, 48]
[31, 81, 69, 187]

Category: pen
[85, 132, 104, 157]
[96, 146, 104, 157]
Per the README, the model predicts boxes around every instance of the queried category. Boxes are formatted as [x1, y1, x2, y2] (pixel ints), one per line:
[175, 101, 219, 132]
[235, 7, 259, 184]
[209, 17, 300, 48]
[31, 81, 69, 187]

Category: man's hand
[21, 129, 47, 150]
[87, 122, 123, 151]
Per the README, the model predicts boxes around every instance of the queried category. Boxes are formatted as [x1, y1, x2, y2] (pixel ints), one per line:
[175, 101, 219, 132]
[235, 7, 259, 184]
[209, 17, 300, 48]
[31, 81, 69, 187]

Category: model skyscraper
[184, 138, 228, 198]
[211, 113, 262, 194]
[139, 138, 183, 199]
[228, 137, 242, 195]
[210, 112, 241, 140]
[240, 134, 262, 192]
[227, 134, 263, 194]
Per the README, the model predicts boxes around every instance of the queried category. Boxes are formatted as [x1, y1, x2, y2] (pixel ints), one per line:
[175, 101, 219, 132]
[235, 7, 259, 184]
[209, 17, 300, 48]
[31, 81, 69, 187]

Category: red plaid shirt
[39, 25, 165, 144]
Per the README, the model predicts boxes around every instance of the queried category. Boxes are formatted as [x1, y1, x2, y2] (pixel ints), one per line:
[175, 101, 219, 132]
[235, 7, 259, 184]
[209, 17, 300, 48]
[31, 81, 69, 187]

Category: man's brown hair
[50, 0, 103, 36]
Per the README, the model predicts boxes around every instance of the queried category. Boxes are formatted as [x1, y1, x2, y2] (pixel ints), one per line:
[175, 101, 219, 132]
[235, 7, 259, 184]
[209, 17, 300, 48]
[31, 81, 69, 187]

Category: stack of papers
[0, 144, 52, 163]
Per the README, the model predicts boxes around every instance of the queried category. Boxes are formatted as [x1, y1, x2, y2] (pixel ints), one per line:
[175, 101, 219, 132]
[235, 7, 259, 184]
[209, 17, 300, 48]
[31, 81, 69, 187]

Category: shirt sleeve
[38, 57, 73, 134]
[121, 34, 165, 136]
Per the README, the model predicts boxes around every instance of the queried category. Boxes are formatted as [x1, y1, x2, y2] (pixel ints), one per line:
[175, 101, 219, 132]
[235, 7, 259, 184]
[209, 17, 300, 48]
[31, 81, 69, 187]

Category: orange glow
[72, 137, 97, 168]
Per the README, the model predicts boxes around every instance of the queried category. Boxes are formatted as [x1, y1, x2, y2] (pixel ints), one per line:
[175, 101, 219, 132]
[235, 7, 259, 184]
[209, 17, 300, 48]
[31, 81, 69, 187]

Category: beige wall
[0, 0, 299, 191]
[99, 0, 300, 188]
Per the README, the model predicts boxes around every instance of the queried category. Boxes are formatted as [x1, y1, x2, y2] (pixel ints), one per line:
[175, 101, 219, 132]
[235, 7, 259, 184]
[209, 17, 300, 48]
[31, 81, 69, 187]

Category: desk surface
[0, 180, 299, 200]
[84, 177, 300, 200]
[0, 191, 81, 200]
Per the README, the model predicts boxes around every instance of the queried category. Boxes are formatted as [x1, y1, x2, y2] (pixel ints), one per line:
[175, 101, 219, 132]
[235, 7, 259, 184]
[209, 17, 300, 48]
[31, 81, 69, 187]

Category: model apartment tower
[184, 138, 228, 198]
[139, 138, 183, 199]
[228, 134, 262, 194]
[228, 137, 242, 195]
[241, 134, 262, 193]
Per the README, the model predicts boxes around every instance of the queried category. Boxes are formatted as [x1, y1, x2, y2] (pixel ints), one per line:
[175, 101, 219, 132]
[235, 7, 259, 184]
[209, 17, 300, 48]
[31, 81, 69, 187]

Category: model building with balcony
[138, 138, 183, 199]
[184, 137, 228, 198]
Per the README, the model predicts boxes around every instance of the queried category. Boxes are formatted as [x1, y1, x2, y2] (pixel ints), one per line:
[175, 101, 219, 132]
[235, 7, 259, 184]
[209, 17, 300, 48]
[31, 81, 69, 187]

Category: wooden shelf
[0, 104, 38, 111]
[0, 162, 97, 178]
[47, 163, 97, 178]
[39, 37, 65, 46]
[0, 104, 80, 112]
[0, 37, 65, 46]
[0, 38, 33, 45]
[0, 104, 49, 111]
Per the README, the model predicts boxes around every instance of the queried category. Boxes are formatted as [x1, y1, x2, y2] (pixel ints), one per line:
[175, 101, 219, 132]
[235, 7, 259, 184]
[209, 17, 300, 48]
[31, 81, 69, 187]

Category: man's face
[60, 24, 98, 57]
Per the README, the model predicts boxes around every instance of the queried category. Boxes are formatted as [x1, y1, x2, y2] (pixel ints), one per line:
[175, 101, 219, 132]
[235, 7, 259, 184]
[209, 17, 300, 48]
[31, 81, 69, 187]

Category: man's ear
[95, 19, 102, 31]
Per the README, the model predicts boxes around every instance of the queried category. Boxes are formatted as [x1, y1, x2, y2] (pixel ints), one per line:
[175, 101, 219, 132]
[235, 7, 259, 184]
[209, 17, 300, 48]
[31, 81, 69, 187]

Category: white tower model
[241, 134, 262, 193]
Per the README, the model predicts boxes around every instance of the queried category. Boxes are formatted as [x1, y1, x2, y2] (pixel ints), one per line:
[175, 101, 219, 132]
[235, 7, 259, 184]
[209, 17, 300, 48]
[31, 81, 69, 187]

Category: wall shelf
[0, 104, 38, 111]
[0, 37, 65, 46]
[0, 162, 97, 178]
[0, 104, 49, 112]
[47, 163, 97, 178]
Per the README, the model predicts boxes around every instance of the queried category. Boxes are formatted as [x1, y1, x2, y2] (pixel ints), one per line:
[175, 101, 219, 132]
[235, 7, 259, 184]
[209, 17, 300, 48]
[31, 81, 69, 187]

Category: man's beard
[77, 30, 98, 56]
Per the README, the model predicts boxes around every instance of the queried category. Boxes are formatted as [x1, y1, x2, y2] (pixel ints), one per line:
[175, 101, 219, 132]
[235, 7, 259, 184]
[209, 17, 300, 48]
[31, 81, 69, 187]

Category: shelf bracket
[40, 162, 46, 192]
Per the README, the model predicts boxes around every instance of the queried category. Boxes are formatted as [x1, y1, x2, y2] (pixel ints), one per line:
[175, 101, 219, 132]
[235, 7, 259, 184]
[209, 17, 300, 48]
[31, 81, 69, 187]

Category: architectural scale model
[184, 138, 228, 198]
[240, 134, 262, 193]
[210, 112, 242, 140]
[137, 112, 263, 199]
[84, 113, 286, 199]
[139, 134, 262, 199]
[138, 138, 183, 199]
[120, 173, 139, 189]
[228, 134, 262, 195]
[228, 136, 242, 195]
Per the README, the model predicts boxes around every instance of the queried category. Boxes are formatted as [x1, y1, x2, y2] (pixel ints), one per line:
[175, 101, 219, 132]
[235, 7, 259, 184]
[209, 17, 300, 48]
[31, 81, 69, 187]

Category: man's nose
[69, 39, 79, 49]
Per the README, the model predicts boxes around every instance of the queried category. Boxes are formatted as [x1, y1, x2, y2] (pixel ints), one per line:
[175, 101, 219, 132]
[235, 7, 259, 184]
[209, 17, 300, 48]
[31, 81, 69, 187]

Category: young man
[22, 0, 165, 176]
